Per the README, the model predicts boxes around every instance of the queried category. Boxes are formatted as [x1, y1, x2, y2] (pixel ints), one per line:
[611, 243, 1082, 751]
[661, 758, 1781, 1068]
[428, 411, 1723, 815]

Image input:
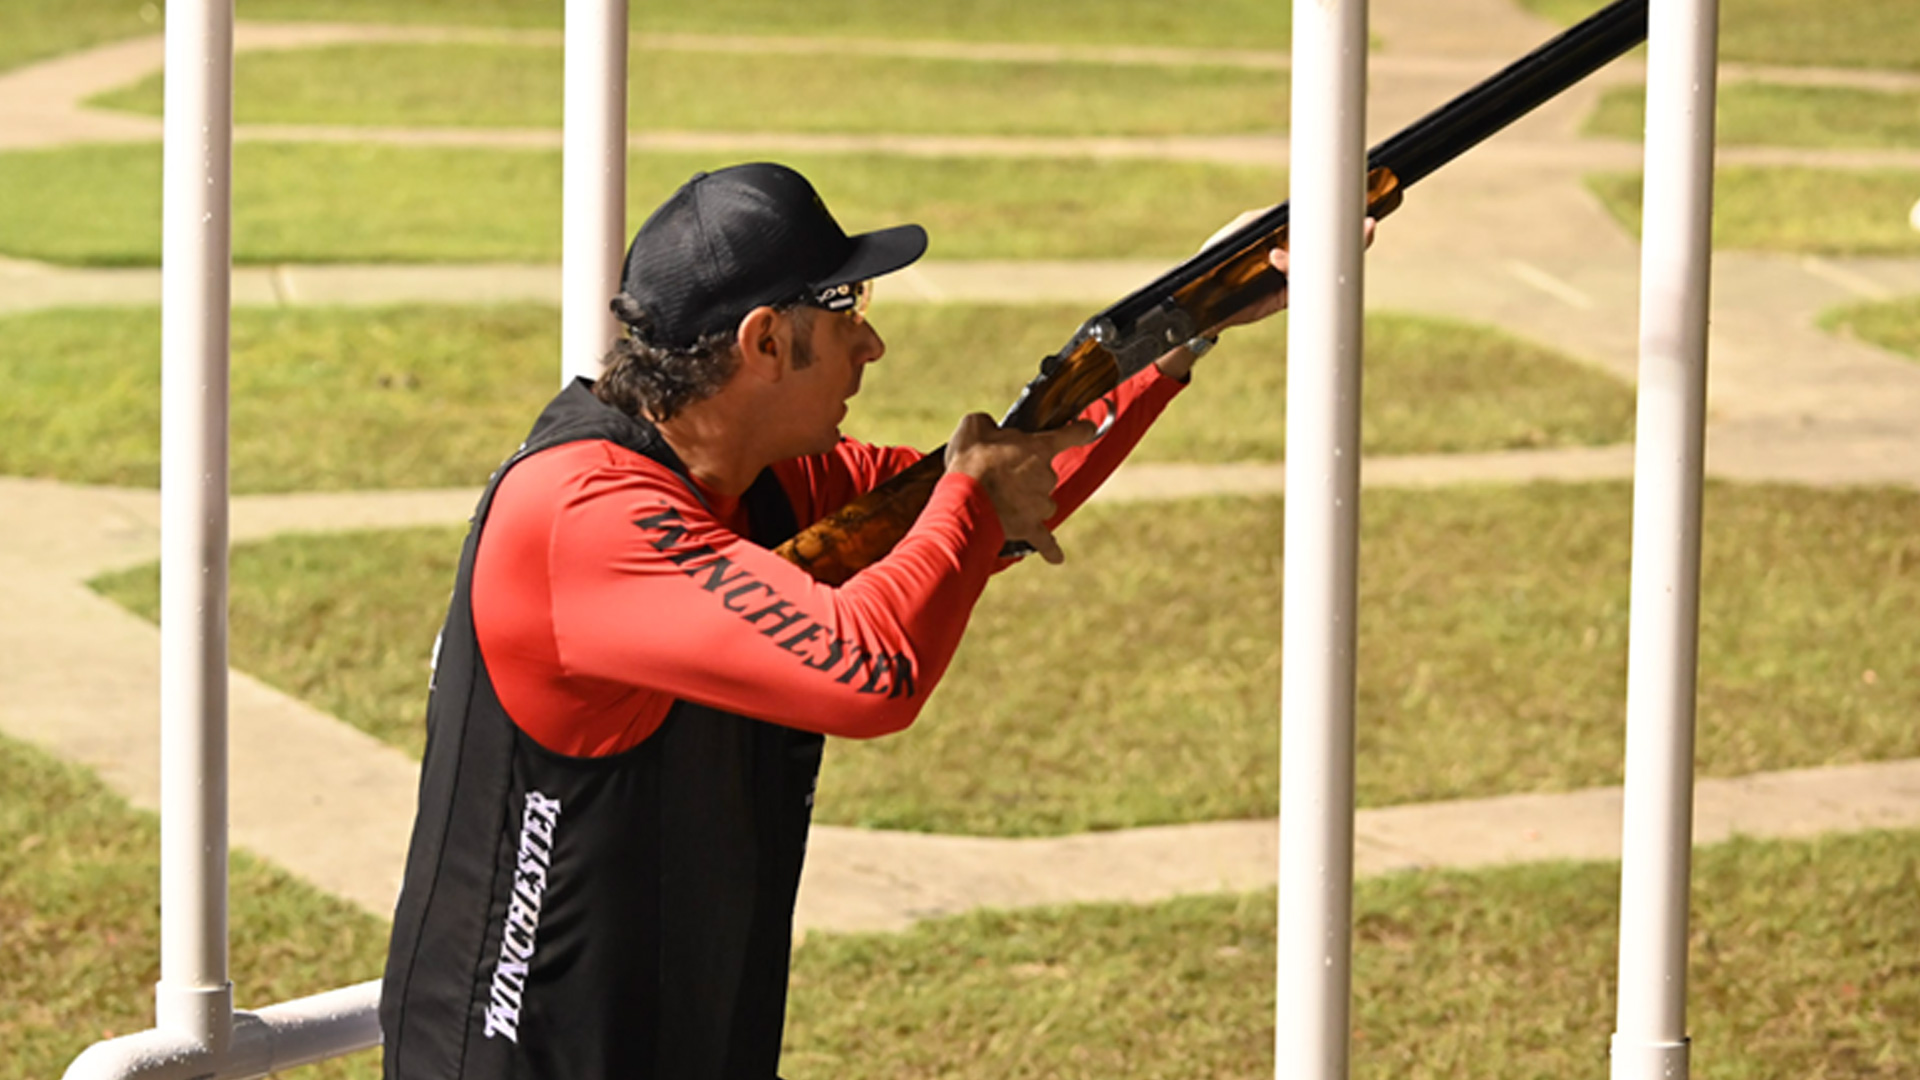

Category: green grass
[1521, 0, 1920, 71]
[16, 709, 1914, 1077]
[787, 828, 1920, 1078]
[1717, 0, 1920, 71]
[0, 144, 559, 268]
[93, 44, 1291, 137]
[1587, 167, 1920, 256]
[825, 482, 1920, 833]
[230, 0, 1290, 48]
[1587, 84, 1920, 149]
[90, 483, 1920, 835]
[0, 0, 159, 75]
[0, 733, 384, 1080]
[5, 0, 1289, 48]
[0, 305, 561, 493]
[0, 143, 1284, 266]
[2, 305, 1622, 493]
[1824, 296, 1920, 369]
[107, 527, 455, 756]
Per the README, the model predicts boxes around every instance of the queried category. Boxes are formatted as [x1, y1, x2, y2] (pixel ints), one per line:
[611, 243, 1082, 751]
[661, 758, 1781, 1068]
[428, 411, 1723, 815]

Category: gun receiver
[774, 0, 1649, 585]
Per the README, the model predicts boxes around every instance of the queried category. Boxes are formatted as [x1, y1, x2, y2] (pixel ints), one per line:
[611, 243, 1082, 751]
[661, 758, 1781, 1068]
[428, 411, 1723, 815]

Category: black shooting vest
[381, 380, 822, 1080]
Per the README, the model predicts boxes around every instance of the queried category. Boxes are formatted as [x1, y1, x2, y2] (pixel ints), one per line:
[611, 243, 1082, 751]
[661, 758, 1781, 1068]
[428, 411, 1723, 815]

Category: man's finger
[954, 412, 995, 441]
[1026, 526, 1067, 566]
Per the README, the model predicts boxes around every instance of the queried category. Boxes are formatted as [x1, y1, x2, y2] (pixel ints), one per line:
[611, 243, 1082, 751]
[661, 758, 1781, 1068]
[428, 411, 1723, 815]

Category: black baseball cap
[618, 162, 928, 348]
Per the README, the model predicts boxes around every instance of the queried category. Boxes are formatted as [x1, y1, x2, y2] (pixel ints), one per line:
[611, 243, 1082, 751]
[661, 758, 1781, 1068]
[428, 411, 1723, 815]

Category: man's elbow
[830, 649, 931, 739]
[836, 696, 925, 741]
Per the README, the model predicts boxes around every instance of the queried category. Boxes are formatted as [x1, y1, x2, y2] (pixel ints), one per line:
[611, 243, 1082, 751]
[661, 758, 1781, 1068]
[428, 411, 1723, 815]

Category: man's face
[782, 301, 885, 457]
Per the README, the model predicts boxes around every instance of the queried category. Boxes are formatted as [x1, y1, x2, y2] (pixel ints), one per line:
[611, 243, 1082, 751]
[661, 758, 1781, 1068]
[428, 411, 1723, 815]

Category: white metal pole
[561, 0, 630, 383]
[1277, 0, 1369, 1075]
[67, 2, 385, 1073]
[156, 0, 235, 1055]
[65, 980, 382, 1080]
[1610, 0, 1719, 1076]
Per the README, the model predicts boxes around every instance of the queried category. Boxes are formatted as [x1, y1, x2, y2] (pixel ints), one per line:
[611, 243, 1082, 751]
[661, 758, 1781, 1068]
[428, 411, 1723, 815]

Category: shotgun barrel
[1067, 0, 1648, 379]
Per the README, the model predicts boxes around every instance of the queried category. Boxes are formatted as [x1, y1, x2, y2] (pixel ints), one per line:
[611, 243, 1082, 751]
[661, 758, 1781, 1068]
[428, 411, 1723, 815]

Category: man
[380, 162, 1296, 1079]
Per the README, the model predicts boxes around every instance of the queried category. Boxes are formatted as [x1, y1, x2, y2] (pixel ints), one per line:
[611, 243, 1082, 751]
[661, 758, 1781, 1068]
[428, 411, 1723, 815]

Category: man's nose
[859, 320, 885, 365]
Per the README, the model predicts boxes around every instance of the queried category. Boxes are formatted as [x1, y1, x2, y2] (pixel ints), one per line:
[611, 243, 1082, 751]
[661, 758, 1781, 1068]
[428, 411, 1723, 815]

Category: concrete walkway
[4, 2, 1920, 933]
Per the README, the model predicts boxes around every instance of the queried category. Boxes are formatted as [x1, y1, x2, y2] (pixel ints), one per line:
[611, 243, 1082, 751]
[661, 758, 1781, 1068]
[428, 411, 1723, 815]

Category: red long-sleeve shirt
[473, 365, 1184, 757]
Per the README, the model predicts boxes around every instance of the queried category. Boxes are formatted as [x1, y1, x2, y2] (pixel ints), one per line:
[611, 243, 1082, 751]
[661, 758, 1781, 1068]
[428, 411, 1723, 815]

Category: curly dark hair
[595, 295, 815, 421]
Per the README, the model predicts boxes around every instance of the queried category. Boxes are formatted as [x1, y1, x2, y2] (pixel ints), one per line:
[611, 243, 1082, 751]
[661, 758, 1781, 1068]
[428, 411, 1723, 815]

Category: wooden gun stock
[772, 452, 947, 585]
[772, 0, 1648, 584]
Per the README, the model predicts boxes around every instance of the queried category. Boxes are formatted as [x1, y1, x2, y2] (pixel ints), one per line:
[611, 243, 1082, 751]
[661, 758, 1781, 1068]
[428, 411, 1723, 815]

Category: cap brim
[812, 223, 928, 290]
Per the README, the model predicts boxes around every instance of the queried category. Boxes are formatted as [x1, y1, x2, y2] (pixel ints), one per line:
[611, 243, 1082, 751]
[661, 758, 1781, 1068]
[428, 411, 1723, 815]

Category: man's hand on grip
[945, 415, 1099, 565]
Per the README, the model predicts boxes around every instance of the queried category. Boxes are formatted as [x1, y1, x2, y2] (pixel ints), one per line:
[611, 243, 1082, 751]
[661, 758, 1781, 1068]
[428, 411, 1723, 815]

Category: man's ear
[734, 306, 786, 383]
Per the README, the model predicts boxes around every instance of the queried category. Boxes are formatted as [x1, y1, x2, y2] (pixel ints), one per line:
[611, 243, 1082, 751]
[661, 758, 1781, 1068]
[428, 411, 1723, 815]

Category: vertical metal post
[157, 0, 235, 1054]
[76, 5, 391, 1075]
[562, 0, 630, 383]
[1610, 0, 1719, 1076]
[1277, 0, 1369, 1076]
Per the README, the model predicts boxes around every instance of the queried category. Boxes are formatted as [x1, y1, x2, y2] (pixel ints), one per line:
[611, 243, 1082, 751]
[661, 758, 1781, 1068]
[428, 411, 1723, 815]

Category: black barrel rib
[1371, 0, 1648, 186]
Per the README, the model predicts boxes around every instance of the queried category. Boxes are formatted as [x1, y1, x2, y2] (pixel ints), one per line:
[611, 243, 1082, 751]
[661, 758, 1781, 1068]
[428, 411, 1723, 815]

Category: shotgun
[774, 0, 1649, 585]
